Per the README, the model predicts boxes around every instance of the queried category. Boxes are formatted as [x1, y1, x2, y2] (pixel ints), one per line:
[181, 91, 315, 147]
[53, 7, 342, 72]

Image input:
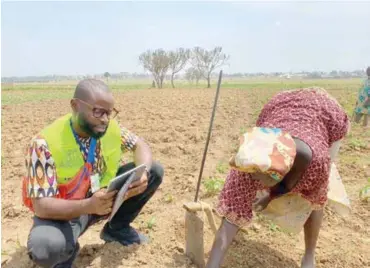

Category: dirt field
[1, 86, 370, 268]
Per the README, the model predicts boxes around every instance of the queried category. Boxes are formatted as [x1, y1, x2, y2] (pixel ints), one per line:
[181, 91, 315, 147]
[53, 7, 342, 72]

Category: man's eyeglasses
[74, 98, 119, 119]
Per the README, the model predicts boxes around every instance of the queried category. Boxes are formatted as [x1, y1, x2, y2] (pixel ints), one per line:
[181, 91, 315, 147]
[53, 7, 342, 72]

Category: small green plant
[16, 235, 21, 248]
[359, 177, 370, 201]
[147, 217, 156, 230]
[239, 126, 247, 135]
[216, 162, 228, 174]
[203, 176, 225, 196]
[268, 222, 280, 232]
[163, 193, 174, 203]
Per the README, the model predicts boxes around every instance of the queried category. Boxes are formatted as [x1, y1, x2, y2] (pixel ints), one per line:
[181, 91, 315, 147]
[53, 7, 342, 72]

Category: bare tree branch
[139, 49, 171, 89]
[168, 48, 190, 88]
[190, 47, 229, 88]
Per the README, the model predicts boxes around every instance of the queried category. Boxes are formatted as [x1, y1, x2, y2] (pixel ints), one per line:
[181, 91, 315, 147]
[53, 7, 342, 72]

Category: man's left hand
[123, 171, 149, 201]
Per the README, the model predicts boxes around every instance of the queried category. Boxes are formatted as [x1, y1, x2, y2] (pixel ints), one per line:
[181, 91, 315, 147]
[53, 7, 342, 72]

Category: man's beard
[77, 113, 108, 139]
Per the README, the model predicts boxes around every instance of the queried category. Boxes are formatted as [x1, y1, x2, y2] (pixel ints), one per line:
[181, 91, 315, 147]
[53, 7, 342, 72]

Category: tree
[190, 46, 229, 88]
[185, 67, 203, 86]
[330, 70, 339, 78]
[104, 72, 111, 83]
[168, 48, 190, 88]
[139, 49, 171, 89]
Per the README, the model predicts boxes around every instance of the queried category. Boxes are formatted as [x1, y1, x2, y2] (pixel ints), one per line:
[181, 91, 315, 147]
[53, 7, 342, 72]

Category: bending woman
[206, 87, 350, 268]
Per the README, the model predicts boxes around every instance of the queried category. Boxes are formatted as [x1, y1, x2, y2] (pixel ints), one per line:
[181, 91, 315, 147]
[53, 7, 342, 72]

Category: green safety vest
[40, 113, 122, 188]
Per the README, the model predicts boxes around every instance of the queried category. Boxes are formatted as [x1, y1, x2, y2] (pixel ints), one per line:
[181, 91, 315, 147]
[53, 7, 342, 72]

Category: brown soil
[1, 88, 369, 268]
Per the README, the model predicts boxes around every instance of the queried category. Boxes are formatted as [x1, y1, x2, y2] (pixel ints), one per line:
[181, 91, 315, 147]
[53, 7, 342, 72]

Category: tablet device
[106, 163, 146, 193]
[107, 164, 147, 222]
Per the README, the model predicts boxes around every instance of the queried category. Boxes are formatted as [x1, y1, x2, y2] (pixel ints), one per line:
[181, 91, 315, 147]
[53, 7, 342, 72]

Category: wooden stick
[194, 70, 223, 202]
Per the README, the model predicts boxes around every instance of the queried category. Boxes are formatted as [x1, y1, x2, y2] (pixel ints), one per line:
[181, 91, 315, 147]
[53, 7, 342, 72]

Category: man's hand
[124, 171, 148, 201]
[87, 188, 117, 215]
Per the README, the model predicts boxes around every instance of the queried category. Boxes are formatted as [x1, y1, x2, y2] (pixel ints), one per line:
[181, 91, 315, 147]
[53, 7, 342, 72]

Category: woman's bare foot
[301, 252, 315, 268]
[252, 194, 271, 212]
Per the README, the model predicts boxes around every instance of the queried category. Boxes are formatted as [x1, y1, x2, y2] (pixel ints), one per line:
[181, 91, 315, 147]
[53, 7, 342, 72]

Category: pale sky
[1, 1, 370, 77]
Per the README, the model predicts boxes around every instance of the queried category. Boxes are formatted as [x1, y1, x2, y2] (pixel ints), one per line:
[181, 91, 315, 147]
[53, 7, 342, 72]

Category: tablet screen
[107, 164, 146, 222]
[107, 164, 146, 192]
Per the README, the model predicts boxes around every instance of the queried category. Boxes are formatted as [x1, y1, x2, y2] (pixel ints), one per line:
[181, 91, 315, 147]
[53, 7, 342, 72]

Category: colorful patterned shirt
[25, 125, 138, 198]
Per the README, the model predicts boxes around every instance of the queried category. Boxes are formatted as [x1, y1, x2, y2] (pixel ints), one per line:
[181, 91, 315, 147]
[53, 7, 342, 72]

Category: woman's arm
[329, 140, 341, 163]
[271, 138, 313, 195]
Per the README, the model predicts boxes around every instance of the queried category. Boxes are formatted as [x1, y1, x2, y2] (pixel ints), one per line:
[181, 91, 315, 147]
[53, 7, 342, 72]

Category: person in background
[206, 87, 350, 268]
[354, 66, 370, 127]
[22, 79, 164, 268]
[355, 68, 370, 202]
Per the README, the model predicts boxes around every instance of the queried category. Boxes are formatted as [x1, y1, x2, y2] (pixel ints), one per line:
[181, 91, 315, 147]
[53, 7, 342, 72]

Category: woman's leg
[301, 139, 341, 267]
[205, 219, 239, 268]
[301, 209, 324, 268]
[354, 113, 363, 123]
[363, 114, 368, 127]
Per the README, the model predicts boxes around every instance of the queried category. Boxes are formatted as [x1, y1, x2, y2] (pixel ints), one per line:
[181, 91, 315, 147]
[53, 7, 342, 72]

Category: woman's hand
[252, 193, 272, 212]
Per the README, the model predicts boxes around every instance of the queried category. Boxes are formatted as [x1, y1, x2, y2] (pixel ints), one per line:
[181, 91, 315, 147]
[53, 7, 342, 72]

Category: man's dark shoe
[100, 223, 149, 246]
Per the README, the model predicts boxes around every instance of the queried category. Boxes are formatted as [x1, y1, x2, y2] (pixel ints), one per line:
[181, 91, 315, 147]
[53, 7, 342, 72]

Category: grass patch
[1, 84, 141, 105]
[348, 138, 367, 150]
[1, 90, 73, 105]
[2, 78, 362, 106]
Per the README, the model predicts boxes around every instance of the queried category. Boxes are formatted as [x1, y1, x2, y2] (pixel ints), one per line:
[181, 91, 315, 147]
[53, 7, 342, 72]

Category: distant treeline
[2, 69, 366, 84]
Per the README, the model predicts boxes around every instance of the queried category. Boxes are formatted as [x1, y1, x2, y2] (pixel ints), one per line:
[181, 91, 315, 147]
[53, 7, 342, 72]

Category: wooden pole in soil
[184, 70, 223, 268]
[194, 70, 223, 202]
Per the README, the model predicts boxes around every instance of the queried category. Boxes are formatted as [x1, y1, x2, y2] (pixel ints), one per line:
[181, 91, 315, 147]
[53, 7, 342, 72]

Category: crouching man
[22, 79, 164, 268]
